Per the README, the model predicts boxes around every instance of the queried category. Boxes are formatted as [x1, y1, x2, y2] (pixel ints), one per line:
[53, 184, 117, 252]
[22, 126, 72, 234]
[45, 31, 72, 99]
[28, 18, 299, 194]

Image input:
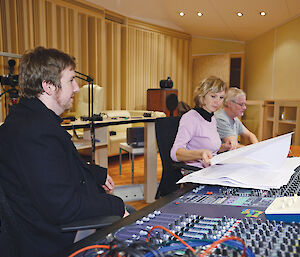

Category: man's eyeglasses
[231, 100, 246, 107]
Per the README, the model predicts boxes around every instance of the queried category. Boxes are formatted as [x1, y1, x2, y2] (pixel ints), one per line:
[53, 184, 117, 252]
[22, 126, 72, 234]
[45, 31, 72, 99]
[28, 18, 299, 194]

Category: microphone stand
[75, 71, 96, 164]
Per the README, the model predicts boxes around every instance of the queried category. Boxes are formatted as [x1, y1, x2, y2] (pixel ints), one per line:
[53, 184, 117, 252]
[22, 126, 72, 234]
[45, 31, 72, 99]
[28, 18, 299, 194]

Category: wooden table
[289, 145, 300, 157]
[62, 117, 158, 203]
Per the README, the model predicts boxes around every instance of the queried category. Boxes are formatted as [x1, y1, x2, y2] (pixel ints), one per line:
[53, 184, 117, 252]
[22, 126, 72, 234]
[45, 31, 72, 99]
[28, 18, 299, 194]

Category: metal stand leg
[119, 147, 122, 175]
[131, 153, 134, 184]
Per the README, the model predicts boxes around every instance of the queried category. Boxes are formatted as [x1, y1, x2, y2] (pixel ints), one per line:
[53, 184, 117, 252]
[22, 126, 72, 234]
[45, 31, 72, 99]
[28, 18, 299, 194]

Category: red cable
[68, 244, 110, 257]
[146, 225, 196, 253]
[199, 236, 247, 257]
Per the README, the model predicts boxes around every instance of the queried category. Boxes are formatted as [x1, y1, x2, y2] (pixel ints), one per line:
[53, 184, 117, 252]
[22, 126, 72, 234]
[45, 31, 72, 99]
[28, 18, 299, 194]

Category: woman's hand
[176, 148, 212, 166]
[197, 149, 212, 167]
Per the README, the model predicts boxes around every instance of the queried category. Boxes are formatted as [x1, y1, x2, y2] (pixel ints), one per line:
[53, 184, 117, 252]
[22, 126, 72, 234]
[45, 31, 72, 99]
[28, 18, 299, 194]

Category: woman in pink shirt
[170, 76, 231, 169]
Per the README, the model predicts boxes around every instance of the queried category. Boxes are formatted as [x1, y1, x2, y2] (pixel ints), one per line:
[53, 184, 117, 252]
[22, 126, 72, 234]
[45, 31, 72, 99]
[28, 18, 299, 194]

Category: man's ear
[42, 81, 55, 95]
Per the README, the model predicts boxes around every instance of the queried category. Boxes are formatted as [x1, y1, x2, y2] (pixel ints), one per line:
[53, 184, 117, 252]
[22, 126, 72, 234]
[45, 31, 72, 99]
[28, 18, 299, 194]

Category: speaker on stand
[147, 88, 178, 116]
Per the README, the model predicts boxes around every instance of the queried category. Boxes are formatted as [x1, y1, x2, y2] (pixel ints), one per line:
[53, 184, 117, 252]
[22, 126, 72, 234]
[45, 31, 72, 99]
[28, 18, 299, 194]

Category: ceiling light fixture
[197, 12, 203, 17]
[236, 12, 243, 17]
[179, 11, 185, 17]
[260, 11, 266, 16]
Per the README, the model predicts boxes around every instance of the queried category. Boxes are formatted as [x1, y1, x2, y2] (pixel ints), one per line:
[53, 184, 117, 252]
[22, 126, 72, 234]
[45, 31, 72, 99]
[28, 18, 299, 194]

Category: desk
[62, 117, 157, 203]
[289, 145, 300, 157]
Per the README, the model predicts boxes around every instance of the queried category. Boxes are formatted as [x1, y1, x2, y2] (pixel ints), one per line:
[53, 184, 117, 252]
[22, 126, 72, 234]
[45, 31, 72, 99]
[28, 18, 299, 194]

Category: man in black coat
[0, 46, 127, 257]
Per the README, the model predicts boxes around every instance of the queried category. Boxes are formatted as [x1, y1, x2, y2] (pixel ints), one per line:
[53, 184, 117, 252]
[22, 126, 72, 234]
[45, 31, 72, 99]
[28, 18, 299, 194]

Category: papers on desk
[177, 133, 300, 190]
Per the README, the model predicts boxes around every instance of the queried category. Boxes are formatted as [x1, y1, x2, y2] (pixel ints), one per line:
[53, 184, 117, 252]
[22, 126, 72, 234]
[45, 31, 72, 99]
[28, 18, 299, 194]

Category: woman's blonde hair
[193, 76, 226, 107]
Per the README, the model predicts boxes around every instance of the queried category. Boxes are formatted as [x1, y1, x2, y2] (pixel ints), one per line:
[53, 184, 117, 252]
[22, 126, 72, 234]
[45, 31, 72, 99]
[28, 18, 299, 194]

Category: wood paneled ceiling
[86, 0, 300, 41]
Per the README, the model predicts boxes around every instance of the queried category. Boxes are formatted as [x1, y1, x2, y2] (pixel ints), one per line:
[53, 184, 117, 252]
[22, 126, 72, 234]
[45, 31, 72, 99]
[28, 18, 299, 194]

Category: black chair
[155, 117, 199, 198]
[0, 181, 121, 257]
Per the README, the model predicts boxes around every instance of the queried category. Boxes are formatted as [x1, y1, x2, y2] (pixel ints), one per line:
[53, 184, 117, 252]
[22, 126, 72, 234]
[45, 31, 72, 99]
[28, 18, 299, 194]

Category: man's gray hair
[224, 87, 246, 107]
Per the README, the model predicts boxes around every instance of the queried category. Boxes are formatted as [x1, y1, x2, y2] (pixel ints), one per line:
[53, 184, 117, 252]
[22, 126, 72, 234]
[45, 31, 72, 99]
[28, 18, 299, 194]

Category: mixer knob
[246, 233, 251, 239]
[259, 229, 264, 235]
[268, 241, 273, 249]
[272, 236, 277, 243]
[180, 221, 187, 227]
[280, 243, 286, 251]
[277, 250, 284, 257]
[266, 230, 270, 236]
[175, 226, 181, 232]
[214, 248, 221, 255]
[258, 241, 263, 247]
[139, 230, 148, 236]
[265, 248, 270, 256]
[148, 213, 155, 219]
[254, 247, 260, 254]
[283, 237, 288, 244]
[288, 245, 293, 252]
[292, 233, 298, 239]
[153, 211, 161, 215]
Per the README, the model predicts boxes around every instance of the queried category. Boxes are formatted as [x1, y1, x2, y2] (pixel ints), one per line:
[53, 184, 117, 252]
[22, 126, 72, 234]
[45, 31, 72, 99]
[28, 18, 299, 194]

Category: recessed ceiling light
[197, 12, 203, 17]
[179, 12, 185, 17]
[236, 12, 243, 17]
[260, 11, 266, 16]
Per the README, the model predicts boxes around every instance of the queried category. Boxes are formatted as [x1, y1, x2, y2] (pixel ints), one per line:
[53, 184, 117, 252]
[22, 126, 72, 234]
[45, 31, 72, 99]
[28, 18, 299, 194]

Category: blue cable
[144, 239, 255, 257]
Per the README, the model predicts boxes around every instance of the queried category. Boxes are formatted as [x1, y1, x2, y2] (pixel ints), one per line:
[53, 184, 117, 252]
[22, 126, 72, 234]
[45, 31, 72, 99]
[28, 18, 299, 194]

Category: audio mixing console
[63, 168, 300, 257]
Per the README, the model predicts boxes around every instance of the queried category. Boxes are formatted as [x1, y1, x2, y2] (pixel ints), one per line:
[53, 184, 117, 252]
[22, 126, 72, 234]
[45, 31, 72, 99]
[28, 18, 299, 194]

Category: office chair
[155, 117, 200, 199]
[0, 180, 121, 257]
[77, 84, 104, 118]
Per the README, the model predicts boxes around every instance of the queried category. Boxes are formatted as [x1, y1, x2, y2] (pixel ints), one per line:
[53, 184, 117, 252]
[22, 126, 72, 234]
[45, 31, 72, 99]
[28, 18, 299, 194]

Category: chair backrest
[0, 182, 20, 257]
[155, 116, 183, 198]
[178, 101, 191, 116]
[77, 84, 104, 117]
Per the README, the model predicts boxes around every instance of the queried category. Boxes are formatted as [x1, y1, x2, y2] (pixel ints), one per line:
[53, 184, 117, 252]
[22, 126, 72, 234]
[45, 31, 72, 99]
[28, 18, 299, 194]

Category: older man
[215, 87, 258, 149]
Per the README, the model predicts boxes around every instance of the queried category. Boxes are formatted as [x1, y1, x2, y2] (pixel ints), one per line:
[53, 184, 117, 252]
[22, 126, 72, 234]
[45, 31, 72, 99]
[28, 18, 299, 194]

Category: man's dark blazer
[0, 98, 124, 257]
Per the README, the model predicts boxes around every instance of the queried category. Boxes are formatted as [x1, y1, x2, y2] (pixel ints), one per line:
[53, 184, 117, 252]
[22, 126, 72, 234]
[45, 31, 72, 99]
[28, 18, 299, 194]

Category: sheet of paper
[211, 132, 293, 169]
[177, 157, 300, 190]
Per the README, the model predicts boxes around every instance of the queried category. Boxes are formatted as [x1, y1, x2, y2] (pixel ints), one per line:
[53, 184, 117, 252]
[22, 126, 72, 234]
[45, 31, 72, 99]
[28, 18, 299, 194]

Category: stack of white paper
[177, 133, 300, 189]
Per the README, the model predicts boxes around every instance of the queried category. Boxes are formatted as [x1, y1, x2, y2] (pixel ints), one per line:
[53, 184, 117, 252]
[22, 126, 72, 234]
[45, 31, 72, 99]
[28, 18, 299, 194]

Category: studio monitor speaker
[147, 89, 178, 117]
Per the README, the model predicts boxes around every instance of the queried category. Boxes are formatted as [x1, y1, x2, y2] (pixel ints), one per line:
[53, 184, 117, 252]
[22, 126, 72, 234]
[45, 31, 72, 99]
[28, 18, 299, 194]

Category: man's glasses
[231, 100, 246, 107]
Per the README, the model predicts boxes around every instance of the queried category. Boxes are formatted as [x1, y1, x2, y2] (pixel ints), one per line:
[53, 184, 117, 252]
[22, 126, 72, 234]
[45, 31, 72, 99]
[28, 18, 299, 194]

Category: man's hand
[222, 136, 238, 150]
[102, 174, 115, 194]
[123, 208, 129, 218]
